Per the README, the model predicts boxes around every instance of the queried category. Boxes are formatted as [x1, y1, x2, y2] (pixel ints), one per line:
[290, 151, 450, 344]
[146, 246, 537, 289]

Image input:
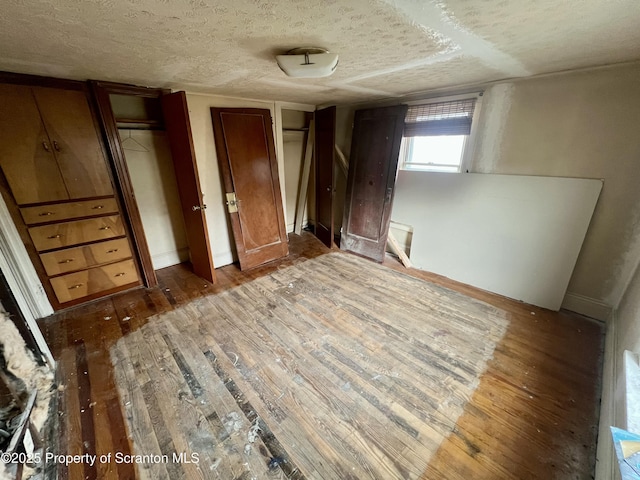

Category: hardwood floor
[39, 232, 604, 479]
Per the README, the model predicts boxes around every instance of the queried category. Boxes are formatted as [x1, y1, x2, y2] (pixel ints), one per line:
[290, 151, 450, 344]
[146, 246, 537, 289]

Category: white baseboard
[151, 247, 190, 270]
[286, 220, 310, 234]
[561, 292, 612, 321]
[595, 311, 617, 479]
[213, 251, 235, 268]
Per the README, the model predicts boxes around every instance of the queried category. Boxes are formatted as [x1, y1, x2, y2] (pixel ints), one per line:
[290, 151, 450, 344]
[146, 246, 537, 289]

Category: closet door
[315, 106, 336, 248]
[211, 108, 288, 270]
[161, 91, 217, 283]
[0, 84, 69, 204]
[341, 105, 407, 262]
[33, 87, 114, 199]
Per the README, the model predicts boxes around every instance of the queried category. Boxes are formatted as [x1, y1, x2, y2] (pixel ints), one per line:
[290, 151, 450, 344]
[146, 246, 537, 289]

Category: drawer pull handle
[42, 141, 50, 152]
[68, 284, 83, 289]
[39, 212, 54, 216]
[106, 249, 119, 253]
[58, 259, 74, 264]
[53, 140, 61, 152]
[99, 226, 111, 230]
[92, 205, 104, 210]
[47, 234, 62, 239]
[114, 272, 126, 277]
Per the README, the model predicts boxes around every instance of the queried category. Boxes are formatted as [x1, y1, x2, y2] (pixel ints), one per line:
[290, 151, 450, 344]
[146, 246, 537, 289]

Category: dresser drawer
[29, 215, 125, 251]
[20, 198, 119, 225]
[39, 238, 132, 276]
[49, 259, 139, 303]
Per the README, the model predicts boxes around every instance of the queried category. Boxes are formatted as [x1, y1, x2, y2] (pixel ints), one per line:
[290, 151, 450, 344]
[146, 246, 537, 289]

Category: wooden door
[314, 106, 336, 248]
[341, 105, 408, 262]
[211, 108, 288, 270]
[0, 84, 69, 204]
[162, 92, 217, 283]
[33, 87, 114, 199]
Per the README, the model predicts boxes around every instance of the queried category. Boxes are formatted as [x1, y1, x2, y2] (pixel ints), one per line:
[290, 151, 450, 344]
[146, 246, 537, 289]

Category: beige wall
[281, 109, 314, 232]
[472, 63, 640, 314]
[185, 93, 277, 267]
[596, 255, 640, 479]
[185, 94, 315, 266]
[615, 264, 640, 374]
[333, 106, 354, 234]
[119, 129, 189, 269]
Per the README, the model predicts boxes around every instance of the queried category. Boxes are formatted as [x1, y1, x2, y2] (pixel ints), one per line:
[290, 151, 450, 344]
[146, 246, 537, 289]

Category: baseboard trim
[561, 292, 612, 321]
[213, 251, 235, 268]
[151, 247, 190, 270]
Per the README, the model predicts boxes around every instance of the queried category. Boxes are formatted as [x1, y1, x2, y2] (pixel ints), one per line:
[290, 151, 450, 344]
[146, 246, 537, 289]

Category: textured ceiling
[1, 0, 639, 105]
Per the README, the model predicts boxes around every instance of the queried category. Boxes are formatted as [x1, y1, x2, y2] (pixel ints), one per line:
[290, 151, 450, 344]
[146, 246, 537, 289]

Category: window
[401, 95, 480, 172]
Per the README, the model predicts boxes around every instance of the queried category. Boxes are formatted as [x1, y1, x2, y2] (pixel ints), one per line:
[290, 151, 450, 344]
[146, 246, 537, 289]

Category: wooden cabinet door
[315, 106, 336, 248]
[211, 108, 288, 270]
[0, 84, 69, 204]
[341, 105, 407, 262]
[33, 87, 114, 199]
[161, 91, 217, 283]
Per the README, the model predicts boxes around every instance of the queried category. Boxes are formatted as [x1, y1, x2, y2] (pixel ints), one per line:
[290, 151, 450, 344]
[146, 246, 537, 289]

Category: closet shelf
[115, 118, 164, 130]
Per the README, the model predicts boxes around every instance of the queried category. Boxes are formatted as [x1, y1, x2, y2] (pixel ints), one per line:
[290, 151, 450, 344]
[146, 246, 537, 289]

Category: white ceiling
[1, 0, 640, 105]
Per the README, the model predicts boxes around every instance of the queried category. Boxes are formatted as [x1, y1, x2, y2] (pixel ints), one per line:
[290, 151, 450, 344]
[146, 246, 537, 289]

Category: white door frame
[0, 195, 55, 366]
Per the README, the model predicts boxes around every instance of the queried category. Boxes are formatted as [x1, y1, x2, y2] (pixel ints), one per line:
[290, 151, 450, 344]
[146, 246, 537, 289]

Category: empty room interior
[1, 0, 640, 479]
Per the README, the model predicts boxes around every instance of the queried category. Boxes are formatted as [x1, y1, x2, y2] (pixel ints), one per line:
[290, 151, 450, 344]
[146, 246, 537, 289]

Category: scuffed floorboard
[40, 233, 605, 480]
[111, 253, 508, 479]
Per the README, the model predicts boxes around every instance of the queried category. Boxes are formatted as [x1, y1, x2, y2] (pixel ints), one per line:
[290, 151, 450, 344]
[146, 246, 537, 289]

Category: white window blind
[404, 98, 477, 137]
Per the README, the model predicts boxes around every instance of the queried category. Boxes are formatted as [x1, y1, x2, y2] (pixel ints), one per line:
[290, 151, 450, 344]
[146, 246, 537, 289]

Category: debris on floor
[223, 411, 243, 434]
[268, 456, 287, 470]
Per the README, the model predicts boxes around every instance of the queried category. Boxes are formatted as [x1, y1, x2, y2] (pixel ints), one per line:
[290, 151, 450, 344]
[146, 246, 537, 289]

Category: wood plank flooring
[110, 253, 509, 479]
[39, 232, 604, 479]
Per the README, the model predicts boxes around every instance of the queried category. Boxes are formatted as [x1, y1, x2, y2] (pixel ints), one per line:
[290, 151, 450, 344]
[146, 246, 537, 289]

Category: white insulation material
[0, 307, 54, 434]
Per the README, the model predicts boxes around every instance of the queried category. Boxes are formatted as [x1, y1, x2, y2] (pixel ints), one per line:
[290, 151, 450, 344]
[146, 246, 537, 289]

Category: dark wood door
[162, 92, 217, 283]
[211, 108, 288, 270]
[314, 106, 336, 248]
[341, 105, 407, 262]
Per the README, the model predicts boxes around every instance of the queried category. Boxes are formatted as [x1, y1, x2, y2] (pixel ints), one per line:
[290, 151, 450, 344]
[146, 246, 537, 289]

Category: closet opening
[90, 82, 216, 286]
[111, 95, 190, 272]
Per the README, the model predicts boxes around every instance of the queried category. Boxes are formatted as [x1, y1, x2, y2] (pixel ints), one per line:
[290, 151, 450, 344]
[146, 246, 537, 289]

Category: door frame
[0, 195, 54, 366]
[274, 102, 316, 230]
[89, 81, 169, 288]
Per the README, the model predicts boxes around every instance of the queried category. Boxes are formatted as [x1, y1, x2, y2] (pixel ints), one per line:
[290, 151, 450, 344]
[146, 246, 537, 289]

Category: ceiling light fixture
[276, 47, 339, 78]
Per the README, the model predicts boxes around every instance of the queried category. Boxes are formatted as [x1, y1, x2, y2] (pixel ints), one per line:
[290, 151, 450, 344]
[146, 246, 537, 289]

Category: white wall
[471, 62, 640, 318]
[119, 129, 189, 270]
[392, 171, 602, 310]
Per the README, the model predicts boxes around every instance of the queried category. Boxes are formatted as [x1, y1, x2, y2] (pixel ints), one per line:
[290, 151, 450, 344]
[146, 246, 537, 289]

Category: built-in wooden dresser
[0, 78, 142, 309]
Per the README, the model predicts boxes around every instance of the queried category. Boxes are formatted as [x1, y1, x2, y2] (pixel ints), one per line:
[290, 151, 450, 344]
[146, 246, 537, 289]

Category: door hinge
[226, 192, 238, 213]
